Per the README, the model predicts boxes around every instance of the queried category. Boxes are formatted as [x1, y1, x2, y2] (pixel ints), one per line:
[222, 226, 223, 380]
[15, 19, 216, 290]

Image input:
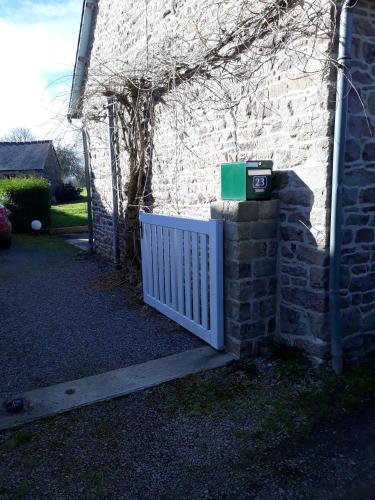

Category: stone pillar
[210, 199, 280, 358]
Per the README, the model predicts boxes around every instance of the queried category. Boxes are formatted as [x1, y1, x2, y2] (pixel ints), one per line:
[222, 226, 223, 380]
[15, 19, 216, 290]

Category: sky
[0, 0, 82, 145]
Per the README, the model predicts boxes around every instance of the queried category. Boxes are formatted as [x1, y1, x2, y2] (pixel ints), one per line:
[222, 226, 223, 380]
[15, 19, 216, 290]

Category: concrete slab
[60, 233, 89, 251]
[50, 226, 88, 234]
[0, 347, 233, 431]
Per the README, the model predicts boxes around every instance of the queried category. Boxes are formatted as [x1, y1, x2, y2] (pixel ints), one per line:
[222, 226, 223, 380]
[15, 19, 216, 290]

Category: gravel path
[0, 235, 201, 399]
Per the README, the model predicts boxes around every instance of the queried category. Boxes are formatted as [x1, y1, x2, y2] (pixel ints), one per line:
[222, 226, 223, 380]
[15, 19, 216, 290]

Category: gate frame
[140, 211, 224, 350]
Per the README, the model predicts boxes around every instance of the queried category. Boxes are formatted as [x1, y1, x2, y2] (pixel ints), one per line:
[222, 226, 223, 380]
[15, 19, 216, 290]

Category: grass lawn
[50, 190, 88, 228]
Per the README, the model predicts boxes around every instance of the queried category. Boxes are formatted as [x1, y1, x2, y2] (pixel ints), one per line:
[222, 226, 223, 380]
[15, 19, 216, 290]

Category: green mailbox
[221, 160, 273, 200]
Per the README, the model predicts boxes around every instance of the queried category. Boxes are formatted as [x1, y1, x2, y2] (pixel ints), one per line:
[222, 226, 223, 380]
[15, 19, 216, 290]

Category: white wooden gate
[139, 211, 224, 349]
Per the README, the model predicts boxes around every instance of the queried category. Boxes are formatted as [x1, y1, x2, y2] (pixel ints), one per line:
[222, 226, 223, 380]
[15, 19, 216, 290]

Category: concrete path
[60, 232, 90, 251]
[0, 347, 233, 430]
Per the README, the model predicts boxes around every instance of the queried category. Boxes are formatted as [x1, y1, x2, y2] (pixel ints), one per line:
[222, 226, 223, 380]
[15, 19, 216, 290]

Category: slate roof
[0, 141, 53, 172]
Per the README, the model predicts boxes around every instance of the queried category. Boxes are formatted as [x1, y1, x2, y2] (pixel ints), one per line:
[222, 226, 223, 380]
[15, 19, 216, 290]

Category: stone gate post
[210, 200, 280, 357]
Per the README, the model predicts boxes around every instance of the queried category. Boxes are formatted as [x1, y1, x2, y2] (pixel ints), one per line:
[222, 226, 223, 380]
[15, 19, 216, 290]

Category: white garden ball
[31, 220, 42, 231]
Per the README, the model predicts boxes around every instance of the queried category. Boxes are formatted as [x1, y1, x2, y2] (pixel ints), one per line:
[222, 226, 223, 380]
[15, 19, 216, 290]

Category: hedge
[0, 177, 51, 232]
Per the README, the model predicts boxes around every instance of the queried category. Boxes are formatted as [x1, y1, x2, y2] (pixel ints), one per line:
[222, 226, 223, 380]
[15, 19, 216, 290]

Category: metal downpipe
[82, 128, 94, 254]
[107, 97, 120, 267]
[329, 0, 356, 375]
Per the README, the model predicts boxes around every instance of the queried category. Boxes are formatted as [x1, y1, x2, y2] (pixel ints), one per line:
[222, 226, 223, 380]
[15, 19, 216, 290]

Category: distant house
[0, 141, 62, 194]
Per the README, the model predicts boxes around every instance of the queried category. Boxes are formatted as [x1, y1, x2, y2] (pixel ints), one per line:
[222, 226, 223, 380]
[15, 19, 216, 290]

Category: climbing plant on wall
[79, 0, 337, 276]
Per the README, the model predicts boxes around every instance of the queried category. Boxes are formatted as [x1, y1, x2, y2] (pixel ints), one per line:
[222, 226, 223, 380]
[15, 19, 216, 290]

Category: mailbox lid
[221, 162, 247, 200]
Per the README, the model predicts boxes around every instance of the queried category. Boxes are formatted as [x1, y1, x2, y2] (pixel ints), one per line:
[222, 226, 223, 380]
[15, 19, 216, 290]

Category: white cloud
[0, 1, 82, 145]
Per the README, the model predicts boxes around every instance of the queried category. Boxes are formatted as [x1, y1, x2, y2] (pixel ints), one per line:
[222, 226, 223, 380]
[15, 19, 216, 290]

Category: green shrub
[0, 177, 51, 232]
[55, 183, 82, 203]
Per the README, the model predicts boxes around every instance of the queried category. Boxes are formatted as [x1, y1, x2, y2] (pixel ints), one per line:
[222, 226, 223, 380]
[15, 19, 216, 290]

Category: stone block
[346, 168, 375, 186]
[308, 312, 329, 339]
[250, 220, 278, 239]
[258, 199, 279, 219]
[296, 245, 329, 266]
[227, 280, 252, 301]
[362, 311, 375, 332]
[253, 259, 277, 278]
[282, 287, 328, 313]
[253, 278, 269, 298]
[348, 89, 364, 114]
[259, 297, 277, 317]
[281, 274, 290, 286]
[363, 41, 375, 64]
[268, 241, 278, 257]
[281, 225, 304, 242]
[241, 321, 266, 340]
[362, 291, 375, 304]
[360, 187, 375, 203]
[280, 305, 307, 335]
[368, 91, 375, 115]
[348, 115, 373, 139]
[345, 139, 361, 162]
[278, 188, 312, 207]
[291, 277, 307, 287]
[352, 70, 372, 85]
[225, 334, 241, 358]
[225, 299, 251, 322]
[342, 251, 369, 265]
[268, 277, 277, 295]
[363, 142, 375, 162]
[350, 273, 375, 293]
[342, 308, 361, 336]
[343, 334, 364, 350]
[361, 305, 374, 314]
[281, 245, 294, 259]
[352, 293, 362, 306]
[340, 266, 351, 289]
[236, 241, 268, 260]
[310, 266, 328, 289]
[281, 263, 307, 278]
[210, 201, 258, 222]
[355, 228, 374, 243]
[268, 317, 276, 334]
[345, 214, 370, 225]
[225, 318, 242, 339]
[342, 187, 358, 206]
[225, 260, 252, 279]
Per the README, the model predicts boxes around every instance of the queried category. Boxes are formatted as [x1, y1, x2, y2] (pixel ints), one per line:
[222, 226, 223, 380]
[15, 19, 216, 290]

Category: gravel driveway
[1, 354, 375, 499]
[0, 235, 201, 399]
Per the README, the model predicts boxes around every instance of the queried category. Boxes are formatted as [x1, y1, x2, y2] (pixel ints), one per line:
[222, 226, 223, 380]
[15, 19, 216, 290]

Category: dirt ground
[1, 352, 375, 499]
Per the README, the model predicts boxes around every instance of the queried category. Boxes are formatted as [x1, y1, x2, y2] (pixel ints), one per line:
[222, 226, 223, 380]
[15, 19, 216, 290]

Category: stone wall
[211, 200, 279, 357]
[340, 1, 375, 360]
[86, 120, 116, 260]
[82, 0, 375, 362]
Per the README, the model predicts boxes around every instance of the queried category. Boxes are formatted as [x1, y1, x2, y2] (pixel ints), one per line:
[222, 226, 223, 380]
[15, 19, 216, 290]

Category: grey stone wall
[84, 0, 335, 360]
[86, 122, 116, 260]
[82, 0, 375, 363]
[340, 1, 375, 360]
[211, 200, 279, 358]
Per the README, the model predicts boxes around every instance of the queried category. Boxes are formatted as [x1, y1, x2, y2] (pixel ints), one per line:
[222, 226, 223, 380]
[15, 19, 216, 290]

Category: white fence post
[209, 219, 224, 349]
